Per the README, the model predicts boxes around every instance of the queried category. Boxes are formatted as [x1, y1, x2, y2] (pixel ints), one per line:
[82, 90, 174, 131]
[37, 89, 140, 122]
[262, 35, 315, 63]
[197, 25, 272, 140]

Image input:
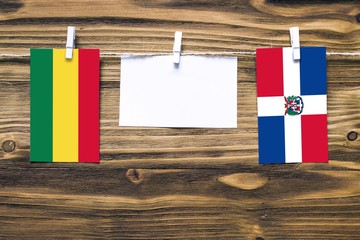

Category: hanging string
[102, 51, 257, 57]
[0, 51, 359, 58]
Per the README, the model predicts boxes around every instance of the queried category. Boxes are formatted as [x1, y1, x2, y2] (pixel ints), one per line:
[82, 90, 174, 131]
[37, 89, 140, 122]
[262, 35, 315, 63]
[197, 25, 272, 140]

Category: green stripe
[30, 49, 53, 162]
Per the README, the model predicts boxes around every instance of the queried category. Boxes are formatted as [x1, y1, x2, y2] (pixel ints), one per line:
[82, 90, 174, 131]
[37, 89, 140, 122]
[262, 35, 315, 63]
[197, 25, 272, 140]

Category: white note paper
[119, 55, 237, 128]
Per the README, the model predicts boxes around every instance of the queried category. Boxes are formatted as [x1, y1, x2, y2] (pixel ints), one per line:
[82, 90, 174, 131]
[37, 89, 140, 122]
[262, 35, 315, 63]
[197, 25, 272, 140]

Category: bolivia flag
[256, 47, 328, 164]
[30, 49, 100, 163]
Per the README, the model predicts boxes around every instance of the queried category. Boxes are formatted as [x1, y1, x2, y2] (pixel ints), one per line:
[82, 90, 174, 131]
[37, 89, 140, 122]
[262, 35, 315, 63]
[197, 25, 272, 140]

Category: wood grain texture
[0, 0, 359, 239]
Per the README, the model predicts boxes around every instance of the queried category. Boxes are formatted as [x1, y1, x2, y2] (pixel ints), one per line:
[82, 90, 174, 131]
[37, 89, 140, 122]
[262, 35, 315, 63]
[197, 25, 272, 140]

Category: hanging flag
[256, 47, 328, 164]
[30, 49, 100, 163]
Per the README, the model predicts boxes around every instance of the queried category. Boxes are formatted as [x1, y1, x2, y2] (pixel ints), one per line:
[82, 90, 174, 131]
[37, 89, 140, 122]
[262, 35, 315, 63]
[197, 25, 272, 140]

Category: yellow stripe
[53, 49, 78, 162]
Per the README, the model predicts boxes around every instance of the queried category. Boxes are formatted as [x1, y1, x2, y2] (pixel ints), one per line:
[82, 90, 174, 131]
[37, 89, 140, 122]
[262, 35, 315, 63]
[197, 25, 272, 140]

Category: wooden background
[0, 0, 360, 239]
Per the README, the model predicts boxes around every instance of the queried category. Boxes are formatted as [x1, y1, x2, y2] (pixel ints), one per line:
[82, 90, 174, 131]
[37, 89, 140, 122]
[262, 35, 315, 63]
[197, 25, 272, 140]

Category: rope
[0, 51, 359, 58]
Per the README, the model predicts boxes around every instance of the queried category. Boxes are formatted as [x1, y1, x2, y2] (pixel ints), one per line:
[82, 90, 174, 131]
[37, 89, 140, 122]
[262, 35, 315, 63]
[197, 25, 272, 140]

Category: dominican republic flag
[256, 47, 328, 164]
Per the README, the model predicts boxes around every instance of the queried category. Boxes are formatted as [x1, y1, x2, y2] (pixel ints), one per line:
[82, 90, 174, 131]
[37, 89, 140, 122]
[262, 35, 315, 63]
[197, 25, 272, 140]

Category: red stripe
[256, 48, 284, 97]
[78, 49, 100, 163]
[301, 115, 328, 163]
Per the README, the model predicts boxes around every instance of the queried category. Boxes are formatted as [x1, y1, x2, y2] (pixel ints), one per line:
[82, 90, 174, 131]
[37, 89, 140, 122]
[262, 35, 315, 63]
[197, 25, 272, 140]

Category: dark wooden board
[0, 0, 359, 239]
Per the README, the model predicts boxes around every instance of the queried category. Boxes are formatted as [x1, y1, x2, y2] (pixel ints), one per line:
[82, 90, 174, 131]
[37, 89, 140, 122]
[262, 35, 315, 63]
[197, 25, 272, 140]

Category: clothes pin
[173, 31, 182, 64]
[66, 26, 76, 59]
[290, 27, 300, 60]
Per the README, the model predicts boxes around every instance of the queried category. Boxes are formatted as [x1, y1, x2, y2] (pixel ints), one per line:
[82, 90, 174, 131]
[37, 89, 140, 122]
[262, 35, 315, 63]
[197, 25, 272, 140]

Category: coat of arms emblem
[284, 95, 304, 116]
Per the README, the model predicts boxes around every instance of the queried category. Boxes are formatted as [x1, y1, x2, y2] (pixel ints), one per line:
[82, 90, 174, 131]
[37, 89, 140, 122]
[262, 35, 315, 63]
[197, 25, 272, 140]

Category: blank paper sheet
[119, 55, 237, 128]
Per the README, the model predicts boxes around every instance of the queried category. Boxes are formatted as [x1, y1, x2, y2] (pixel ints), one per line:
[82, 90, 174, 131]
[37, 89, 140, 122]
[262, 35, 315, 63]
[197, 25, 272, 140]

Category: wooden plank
[0, 1, 359, 54]
[0, 56, 359, 166]
[0, 167, 359, 239]
[0, 0, 359, 239]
